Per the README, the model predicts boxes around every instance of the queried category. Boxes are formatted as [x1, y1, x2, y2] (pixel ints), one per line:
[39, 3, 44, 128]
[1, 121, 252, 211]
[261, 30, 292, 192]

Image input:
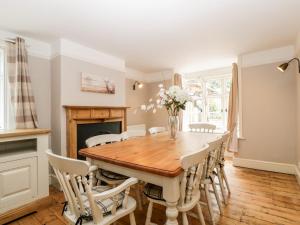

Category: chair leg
[217, 168, 227, 204]
[196, 202, 206, 225]
[145, 201, 153, 225]
[135, 184, 143, 210]
[182, 212, 189, 225]
[221, 167, 231, 193]
[211, 178, 223, 214]
[129, 212, 136, 225]
[204, 184, 214, 224]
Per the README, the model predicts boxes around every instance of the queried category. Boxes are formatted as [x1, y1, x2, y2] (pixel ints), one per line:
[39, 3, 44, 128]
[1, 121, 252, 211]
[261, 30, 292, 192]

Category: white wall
[28, 56, 51, 129]
[60, 56, 125, 106]
[238, 62, 297, 164]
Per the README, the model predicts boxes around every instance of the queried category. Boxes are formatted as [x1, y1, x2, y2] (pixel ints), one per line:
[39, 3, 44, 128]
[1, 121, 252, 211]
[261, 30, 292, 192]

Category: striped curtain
[173, 73, 183, 131]
[6, 37, 39, 129]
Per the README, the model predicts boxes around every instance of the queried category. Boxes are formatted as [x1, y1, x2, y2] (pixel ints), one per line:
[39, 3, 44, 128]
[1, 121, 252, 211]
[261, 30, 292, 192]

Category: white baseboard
[233, 157, 298, 175]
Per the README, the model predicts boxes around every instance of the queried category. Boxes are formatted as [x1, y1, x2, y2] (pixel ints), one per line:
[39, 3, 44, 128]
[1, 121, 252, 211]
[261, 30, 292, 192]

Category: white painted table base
[88, 159, 181, 225]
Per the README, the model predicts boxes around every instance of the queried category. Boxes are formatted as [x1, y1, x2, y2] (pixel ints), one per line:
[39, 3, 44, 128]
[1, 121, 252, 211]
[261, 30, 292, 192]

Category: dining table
[79, 131, 222, 225]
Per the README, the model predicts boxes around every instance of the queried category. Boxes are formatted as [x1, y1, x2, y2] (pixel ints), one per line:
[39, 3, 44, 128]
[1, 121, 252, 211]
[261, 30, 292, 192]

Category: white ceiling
[0, 0, 300, 73]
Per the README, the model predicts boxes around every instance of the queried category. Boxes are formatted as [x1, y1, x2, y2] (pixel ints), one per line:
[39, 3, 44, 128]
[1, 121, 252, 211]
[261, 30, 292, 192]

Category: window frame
[183, 70, 232, 131]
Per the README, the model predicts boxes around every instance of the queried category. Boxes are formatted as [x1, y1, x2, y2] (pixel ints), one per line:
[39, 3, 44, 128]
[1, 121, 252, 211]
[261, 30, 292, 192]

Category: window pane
[207, 97, 223, 128]
[185, 79, 203, 97]
[206, 79, 221, 95]
[225, 78, 232, 93]
[0, 48, 4, 129]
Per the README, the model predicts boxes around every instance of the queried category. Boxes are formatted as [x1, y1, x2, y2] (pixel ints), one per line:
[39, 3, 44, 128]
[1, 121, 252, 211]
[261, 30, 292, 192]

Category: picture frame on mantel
[81, 72, 115, 94]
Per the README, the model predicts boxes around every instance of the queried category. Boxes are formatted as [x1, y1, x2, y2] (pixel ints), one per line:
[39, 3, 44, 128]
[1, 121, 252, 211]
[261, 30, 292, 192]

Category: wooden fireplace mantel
[64, 105, 128, 158]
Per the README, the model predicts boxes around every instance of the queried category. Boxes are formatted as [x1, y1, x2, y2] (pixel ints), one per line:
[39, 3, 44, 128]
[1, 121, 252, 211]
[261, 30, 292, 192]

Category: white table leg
[163, 177, 180, 225]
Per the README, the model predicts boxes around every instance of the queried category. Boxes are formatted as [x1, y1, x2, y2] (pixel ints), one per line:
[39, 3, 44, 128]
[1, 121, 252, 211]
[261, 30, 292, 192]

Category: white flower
[158, 83, 164, 88]
[147, 104, 154, 110]
[141, 105, 146, 110]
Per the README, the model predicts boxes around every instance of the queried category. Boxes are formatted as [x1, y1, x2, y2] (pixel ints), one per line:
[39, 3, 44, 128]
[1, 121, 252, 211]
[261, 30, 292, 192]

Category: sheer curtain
[6, 37, 39, 129]
[227, 63, 239, 152]
[173, 73, 183, 131]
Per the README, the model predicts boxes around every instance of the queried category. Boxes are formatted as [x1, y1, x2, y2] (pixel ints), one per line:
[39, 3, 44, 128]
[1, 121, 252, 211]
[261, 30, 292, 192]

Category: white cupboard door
[0, 157, 37, 213]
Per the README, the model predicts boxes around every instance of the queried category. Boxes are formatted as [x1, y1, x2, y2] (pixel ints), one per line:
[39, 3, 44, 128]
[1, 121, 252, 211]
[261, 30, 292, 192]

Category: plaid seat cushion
[101, 169, 128, 180]
[143, 183, 164, 201]
[82, 185, 125, 216]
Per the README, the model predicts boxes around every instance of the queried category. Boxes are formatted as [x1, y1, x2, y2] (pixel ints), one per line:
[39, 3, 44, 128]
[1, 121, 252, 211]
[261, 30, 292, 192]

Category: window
[0, 47, 5, 129]
[183, 74, 231, 131]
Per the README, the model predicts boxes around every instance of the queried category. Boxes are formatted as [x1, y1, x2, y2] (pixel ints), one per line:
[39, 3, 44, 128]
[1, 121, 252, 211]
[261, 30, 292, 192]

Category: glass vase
[169, 116, 179, 139]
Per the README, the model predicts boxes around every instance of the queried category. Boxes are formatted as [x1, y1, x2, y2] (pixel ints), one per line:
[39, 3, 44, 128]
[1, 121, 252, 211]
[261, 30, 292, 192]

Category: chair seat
[82, 185, 125, 217]
[143, 183, 164, 201]
[101, 169, 129, 180]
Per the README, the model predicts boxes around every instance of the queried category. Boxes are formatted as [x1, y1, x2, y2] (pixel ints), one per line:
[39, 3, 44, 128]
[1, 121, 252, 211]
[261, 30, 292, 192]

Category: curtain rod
[0, 38, 30, 47]
[0, 38, 15, 44]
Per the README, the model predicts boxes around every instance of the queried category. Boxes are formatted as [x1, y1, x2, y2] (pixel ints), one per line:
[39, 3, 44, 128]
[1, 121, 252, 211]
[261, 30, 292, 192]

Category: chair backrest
[203, 136, 223, 178]
[218, 131, 231, 163]
[148, 126, 166, 134]
[46, 150, 91, 219]
[85, 134, 122, 147]
[178, 144, 209, 206]
[189, 123, 216, 133]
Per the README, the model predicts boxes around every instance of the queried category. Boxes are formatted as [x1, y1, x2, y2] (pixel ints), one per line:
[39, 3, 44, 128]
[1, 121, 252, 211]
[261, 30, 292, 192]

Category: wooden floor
[6, 161, 300, 225]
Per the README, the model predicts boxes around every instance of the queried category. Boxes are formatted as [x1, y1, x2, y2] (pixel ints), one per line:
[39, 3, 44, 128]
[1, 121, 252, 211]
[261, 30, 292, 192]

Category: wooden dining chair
[46, 150, 138, 225]
[85, 134, 122, 148]
[200, 137, 223, 224]
[148, 126, 166, 134]
[214, 131, 231, 204]
[189, 123, 216, 133]
[143, 144, 210, 225]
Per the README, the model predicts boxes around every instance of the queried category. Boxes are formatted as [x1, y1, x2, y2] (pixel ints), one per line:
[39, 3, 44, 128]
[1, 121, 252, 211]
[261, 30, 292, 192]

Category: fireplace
[77, 121, 122, 159]
[64, 105, 128, 158]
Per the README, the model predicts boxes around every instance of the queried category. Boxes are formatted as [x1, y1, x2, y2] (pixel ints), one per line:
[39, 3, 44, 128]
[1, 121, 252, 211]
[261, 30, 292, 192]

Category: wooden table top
[79, 132, 220, 177]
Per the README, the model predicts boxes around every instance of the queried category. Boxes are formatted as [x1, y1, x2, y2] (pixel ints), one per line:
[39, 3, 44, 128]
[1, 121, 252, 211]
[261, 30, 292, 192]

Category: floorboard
[5, 161, 300, 225]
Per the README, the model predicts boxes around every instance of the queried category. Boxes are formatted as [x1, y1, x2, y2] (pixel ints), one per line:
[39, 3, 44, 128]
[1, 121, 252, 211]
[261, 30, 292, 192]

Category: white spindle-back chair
[85, 134, 122, 148]
[189, 123, 216, 133]
[143, 144, 210, 225]
[85, 134, 128, 186]
[200, 136, 223, 224]
[148, 126, 166, 134]
[46, 150, 138, 225]
[86, 133, 143, 210]
[214, 131, 231, 204]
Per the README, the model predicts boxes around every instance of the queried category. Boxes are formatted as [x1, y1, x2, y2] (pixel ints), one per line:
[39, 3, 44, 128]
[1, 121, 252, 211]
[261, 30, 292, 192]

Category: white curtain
[227, 63, 239, 152]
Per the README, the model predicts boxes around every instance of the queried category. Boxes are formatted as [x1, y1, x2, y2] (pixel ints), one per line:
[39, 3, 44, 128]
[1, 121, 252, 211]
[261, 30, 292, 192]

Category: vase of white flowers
[139, 84, 190, 139]
[159, 85, 190, 139]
